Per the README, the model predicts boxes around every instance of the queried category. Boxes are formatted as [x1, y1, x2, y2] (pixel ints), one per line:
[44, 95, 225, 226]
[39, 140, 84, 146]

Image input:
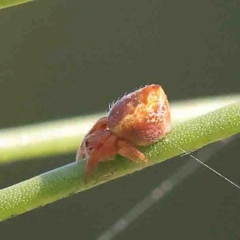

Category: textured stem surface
[0, 102, 239, 222]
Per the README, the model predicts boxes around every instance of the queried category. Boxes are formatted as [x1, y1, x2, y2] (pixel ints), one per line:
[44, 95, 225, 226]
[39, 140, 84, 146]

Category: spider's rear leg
[117, 140, 148, 163]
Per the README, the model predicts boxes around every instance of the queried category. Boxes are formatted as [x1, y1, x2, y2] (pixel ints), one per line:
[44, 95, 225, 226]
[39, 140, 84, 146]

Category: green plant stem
[0, 0, 32, 9]
[0, 102, 239, 222]
[0, 95, 239, 163]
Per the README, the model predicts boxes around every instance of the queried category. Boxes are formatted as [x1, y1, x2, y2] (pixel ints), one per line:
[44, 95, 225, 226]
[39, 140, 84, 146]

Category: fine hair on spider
[108, 84, 152, 111]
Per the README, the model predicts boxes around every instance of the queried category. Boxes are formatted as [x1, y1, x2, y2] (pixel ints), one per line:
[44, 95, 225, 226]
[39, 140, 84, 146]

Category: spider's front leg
[84, 131, 118, 172]
[76, 116, 108, 161]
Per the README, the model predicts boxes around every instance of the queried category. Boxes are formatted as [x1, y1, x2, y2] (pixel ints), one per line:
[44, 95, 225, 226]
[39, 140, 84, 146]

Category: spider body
[76, 84, 171, 172]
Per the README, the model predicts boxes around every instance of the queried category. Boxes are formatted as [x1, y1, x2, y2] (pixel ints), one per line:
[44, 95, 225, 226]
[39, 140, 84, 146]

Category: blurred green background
[0, 0, 240, 239]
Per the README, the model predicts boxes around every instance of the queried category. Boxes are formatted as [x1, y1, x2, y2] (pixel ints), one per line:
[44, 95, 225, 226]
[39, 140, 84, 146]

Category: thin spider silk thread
[95, 137, 236, 240]
[168, 139, 240, 190]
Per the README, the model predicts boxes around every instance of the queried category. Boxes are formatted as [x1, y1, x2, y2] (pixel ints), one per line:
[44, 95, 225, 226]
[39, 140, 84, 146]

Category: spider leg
[117, 140, 148, 163]
[97, 134, 117, 162]
[76, 141, 88, 161]
[76, 116, 108, 162]
[85, 152, 100, 172]
[85, 132, 118, 172]
[88, 117, 108, 134]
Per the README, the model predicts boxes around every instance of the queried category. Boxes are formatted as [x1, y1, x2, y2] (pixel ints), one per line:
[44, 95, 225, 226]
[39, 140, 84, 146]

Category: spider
[76, 84, 171, 173]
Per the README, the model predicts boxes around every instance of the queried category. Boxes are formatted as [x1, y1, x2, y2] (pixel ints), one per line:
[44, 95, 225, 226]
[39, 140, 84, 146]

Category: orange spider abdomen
[107, 84, 171, 146]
